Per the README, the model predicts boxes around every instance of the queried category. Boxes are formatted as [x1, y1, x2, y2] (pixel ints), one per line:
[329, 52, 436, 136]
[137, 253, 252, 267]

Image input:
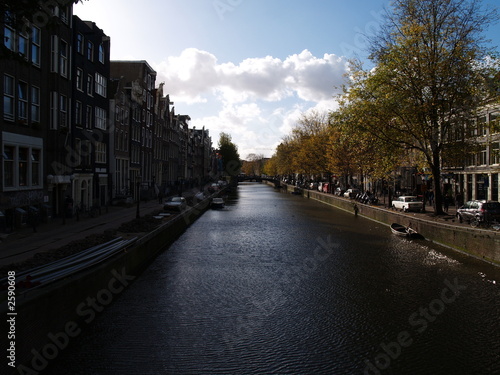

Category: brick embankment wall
[2, 196, 213, 374]
[272, 182, 500, 265]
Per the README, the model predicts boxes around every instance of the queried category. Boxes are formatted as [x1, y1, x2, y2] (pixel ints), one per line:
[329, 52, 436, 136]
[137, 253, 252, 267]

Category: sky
[74, 0, 500, 159]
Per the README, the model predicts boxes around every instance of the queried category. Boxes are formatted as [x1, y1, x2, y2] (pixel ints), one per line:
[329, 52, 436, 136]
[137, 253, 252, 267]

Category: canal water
[47, 183, 499, 375]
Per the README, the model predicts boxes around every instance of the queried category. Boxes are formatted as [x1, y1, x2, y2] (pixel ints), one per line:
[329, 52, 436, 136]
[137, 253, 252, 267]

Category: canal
[47, 183, 499, 374]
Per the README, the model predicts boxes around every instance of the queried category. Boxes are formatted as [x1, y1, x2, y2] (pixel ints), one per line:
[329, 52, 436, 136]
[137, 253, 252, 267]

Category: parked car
[208, 183, 220, 193]
[344, 188, 361, 198]
[456, 200, 500, 223]
[164, 196, 187, 211]
[391, 196, 423, 212]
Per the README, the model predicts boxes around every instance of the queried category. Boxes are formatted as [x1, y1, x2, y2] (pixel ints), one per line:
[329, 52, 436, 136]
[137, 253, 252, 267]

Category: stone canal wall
[5, 197, 212, 374]
[275, 182, 500, 265]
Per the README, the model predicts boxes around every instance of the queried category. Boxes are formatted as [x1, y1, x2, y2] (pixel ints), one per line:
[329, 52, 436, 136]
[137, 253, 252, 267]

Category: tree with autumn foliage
[341, 0, 499, 214]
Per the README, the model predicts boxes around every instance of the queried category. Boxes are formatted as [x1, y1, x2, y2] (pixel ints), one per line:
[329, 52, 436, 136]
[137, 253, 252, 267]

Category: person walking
[443, 194, 450, 213]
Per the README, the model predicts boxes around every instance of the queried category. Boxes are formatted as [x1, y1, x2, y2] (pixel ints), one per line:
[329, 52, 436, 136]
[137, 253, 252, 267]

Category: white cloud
[155, 48, 348, 105]
[154, 48, 348, 157]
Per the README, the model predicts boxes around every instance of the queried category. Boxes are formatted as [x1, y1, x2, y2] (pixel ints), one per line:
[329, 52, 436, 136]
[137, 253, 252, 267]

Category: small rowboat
[390, 223, 423, 239]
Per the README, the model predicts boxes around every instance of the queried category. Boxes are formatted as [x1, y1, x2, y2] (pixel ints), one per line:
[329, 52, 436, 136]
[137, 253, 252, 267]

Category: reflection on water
[47, 183, 500, 375]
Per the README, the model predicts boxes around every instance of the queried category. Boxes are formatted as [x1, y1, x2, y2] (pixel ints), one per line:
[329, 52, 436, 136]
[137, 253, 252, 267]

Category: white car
[392, 196, 423, 212]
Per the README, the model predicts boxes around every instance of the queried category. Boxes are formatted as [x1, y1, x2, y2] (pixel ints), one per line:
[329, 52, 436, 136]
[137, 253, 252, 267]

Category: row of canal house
[1, 5, 213, 231]
[358, 100, 500, 204]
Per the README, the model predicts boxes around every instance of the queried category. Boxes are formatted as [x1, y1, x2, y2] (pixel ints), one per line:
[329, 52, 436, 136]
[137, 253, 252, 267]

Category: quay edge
[271, 182, 500, 266]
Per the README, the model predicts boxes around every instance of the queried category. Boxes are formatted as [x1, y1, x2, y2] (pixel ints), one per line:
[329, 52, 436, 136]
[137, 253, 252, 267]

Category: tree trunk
[431, 152, 444, 215]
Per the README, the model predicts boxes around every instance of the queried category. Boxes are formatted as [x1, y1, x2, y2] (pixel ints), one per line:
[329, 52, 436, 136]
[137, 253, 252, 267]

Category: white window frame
[95, 107, 107, 130]
[31, 26, 40, 66]
[95, 141, 107, 164]
[59, 94, 67, 127]
[4, 25, 14, 51]
[18, 31, 29, 60]
[59, 39, 69, 78]
[2, 133, 43, 191]
[76, 68, 83, 91]
[98, 43, 105, 63]
[87, 74, 93, 96]
[95, 72, 107, 97]
[87, 40, 94, 61]
[76, 33, 84, 54]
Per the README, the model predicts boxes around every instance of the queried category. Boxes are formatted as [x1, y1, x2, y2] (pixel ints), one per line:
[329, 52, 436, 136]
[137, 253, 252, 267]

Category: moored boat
[211, 197, 225, 209]
[390, 223, 423, 239]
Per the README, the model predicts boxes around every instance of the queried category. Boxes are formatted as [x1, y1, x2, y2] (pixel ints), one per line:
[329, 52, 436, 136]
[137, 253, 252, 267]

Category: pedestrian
[444, 194, 450, 213]
[428, 191, 434, 207]
[158, 191, 164, 204]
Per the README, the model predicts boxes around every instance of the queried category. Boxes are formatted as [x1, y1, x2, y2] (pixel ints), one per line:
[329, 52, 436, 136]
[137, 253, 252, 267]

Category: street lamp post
[136, 175, 141, 219]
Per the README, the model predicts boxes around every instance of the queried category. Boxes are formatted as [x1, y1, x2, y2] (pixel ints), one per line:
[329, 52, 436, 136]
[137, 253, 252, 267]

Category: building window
[478, 149, 487, 166]
[60, 6, 69, 24]
[95, 107, 107, 130]
[31, 26, 40, 66]
[2, 138, 43, 190]
[85, 105, 92, 129]
[490, 112, 499, 134]
[3, 145, 14, 187]
[75, 100, 82, 127]
[31, 149, 40, 186]
[76, 33, 84, 54]
[31, 86, 40, 123]
[491, 143, 500, 165]
[18, 31, 28, 59]
[87, 74, 93, 96]
[95, 72, 107, 97]
[478, 116, 487, 136]
[98, 43, 105, 63]
[51, 35, 58, 73]
[59, 95, 67, 127]
[76, 68, 83, 91]
[3, 74, 14, 120]
[95, 142, 106, 163]
[18, 147, 28, 186]
[59, 39, 68, 77]
[87, 41, 94, 61]
[4, 26, 14, 51]
[50, 92, 56, 129]
[17, 81, 28, 121]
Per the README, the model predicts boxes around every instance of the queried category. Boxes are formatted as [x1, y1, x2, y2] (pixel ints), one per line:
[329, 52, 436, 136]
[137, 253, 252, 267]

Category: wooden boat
[390, 223, 423, 239]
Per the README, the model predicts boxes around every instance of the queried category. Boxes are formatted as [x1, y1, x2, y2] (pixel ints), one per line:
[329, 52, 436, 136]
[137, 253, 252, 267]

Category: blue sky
[74, 0, 500, 159]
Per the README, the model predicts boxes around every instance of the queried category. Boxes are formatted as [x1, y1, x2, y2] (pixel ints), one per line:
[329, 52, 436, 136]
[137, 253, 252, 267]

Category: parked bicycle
[469, 217, 500, 230]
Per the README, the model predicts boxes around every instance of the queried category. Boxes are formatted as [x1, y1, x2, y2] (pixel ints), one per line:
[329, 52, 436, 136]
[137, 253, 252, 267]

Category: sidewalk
[0, 187, 204, 268]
